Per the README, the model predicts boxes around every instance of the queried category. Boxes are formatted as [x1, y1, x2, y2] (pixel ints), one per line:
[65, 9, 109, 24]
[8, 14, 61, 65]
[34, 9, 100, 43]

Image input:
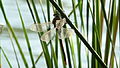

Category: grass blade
[0, 47, 12, 68]
[16, 1, 36, 67]
[51, 42, 58, 68]
[71, 0, 79, 67]
[91, 1, 96, 67]
[77, 0, 85, 31]
[46, 0, 54, 67]
[100, 0, 106, 47]
[30, 0, 41, 23]
[95, 0, 102, 68]
[68, 38, 77, 68]
[64, 38, 72, 68]
[25, 0, 36, 23]
[58, 0, 63, 9]
[8, 29, 20, 68]
[109, 1, 119, 67]
[59, 39, 67, 68]
[39, 0, 47, 22]
[46, 0, 50, 21]
[86, 0, 90, 68]
[68, 3, 79, 17]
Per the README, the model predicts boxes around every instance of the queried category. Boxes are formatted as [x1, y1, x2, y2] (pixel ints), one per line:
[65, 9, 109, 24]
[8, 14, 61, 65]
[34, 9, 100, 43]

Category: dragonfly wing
[58, 27, 74, 39]
[56, 18, 66, 29]
[29, 22, 54, 32]
[41, 28, 56, 43]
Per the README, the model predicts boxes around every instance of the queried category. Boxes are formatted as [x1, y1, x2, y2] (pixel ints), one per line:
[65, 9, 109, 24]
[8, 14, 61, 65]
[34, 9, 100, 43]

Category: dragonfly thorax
[52, 15, 60, 28]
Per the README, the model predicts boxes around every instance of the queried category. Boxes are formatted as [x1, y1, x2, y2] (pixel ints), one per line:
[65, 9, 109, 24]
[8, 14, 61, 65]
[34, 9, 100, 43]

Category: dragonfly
[29, 14, 74, 64]
[0, 23, 4, 33]
[29, 18, 74, 43]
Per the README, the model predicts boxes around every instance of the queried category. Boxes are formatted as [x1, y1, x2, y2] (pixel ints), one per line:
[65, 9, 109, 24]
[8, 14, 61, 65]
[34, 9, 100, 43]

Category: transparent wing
[56, 18, 66, 29]
[29, 22, 54, 32]
[41, 28, 56, 43]
[58, 27, 74, 39]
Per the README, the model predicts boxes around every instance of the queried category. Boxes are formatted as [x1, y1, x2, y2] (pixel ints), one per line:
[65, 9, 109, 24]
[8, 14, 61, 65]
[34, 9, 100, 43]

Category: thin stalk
[100, 0, 112, 41]
[78, 0, 85, 31]
[54, 0, 59, 61]
[91, 0, 96, 67]
[46, 0, 50, 21]
[39, 0, 47, 22]
[50, 42, 53, 68]
[58, 0, 63, 8]
[100, 0, 106, 46]
[68, 3, 79, 17]
[64, 38, 72, 68]
[107, 0, 112, 23]
[59, 39, 67, 66]
[16, 1, 36, 67]
[109, 1, 119, 68]
[0, 47, 12, 68]
[8, 29, 20, 68]
[35, 52, 43, 64]
[26, 0, 36, 23]
[51, 43, 58, 68]
[59, 42, 66, 68]
[71, 0, 79, 67]
[86, 0, 89, 40]
[104, 0, 112, 64]
[31, 0, 41, 23]
[46, 0, 54, 67]
[95, 0, 102, 68]
[86, 0, 90, 68]
[55, 30, 59, 60]
[68, 38, 77, 68]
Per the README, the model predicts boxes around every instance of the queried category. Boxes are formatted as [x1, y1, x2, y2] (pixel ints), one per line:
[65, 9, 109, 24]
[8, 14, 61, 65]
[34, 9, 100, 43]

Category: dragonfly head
[52, 14, 60, 27]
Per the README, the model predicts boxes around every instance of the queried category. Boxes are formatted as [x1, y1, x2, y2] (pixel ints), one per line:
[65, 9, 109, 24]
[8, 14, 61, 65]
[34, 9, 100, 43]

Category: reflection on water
[0, 0, 119, 68]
